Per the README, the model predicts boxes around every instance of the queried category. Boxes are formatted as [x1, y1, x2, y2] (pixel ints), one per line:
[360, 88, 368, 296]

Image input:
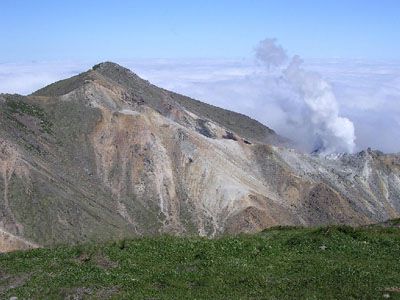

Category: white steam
[255, 38, 288, 69]
[255, 39, 356, 154]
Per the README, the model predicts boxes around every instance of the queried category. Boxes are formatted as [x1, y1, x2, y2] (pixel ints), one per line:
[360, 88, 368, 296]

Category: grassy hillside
[1, 225, 400, 299]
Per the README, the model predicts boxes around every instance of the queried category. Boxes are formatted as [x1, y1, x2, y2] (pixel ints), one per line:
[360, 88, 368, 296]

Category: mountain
[0, 62, 399, 252]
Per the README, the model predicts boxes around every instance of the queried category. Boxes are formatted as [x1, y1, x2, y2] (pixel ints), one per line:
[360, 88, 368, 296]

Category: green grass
[1, 225, 400, 299]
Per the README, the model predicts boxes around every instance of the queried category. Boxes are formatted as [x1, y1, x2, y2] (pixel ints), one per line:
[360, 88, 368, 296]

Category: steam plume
[255, 38, 288, 69]
[255, 39, 356, 154]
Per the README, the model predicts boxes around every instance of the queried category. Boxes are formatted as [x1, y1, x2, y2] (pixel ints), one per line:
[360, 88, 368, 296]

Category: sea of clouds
[1, 43, 399, 154]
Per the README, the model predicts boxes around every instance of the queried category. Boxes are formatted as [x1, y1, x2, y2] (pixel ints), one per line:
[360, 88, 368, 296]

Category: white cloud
[0, 61, 91, 95]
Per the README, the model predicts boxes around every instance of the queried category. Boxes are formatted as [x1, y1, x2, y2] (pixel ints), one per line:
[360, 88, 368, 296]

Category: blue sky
[1, 0, 400, 61]
[1, 1, 400, 153]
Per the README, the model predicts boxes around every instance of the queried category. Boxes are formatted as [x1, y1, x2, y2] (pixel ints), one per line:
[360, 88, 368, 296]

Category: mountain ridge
[31, 62, 285, 145]
[0, 62, 399, 252]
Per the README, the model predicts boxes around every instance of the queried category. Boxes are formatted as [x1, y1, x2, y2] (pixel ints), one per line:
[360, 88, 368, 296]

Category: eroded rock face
[0, 62, 399, 251]
[0, 140, 29, 235]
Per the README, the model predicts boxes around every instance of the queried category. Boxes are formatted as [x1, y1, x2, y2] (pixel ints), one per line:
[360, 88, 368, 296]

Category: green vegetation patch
[1, 225, 400, 299]
[5, 97, 53, 134]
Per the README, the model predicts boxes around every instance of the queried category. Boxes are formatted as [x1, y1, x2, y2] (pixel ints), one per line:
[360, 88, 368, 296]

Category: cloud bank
[0, 61, 92, 95]
[1, 53, 399, 154]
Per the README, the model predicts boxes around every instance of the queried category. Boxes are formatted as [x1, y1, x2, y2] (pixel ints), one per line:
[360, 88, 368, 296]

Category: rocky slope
[0, 62, 399, 251]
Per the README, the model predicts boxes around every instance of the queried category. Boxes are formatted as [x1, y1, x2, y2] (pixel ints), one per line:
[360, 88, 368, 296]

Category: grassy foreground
[1, 225, 400, 299]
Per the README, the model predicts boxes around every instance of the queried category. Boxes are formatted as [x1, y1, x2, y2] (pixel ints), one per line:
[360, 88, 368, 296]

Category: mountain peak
[92, 61, 135, 77]
[31, 61, 145, 97]
[30, 61, 283, 145]
[91, 61, 146, 87]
